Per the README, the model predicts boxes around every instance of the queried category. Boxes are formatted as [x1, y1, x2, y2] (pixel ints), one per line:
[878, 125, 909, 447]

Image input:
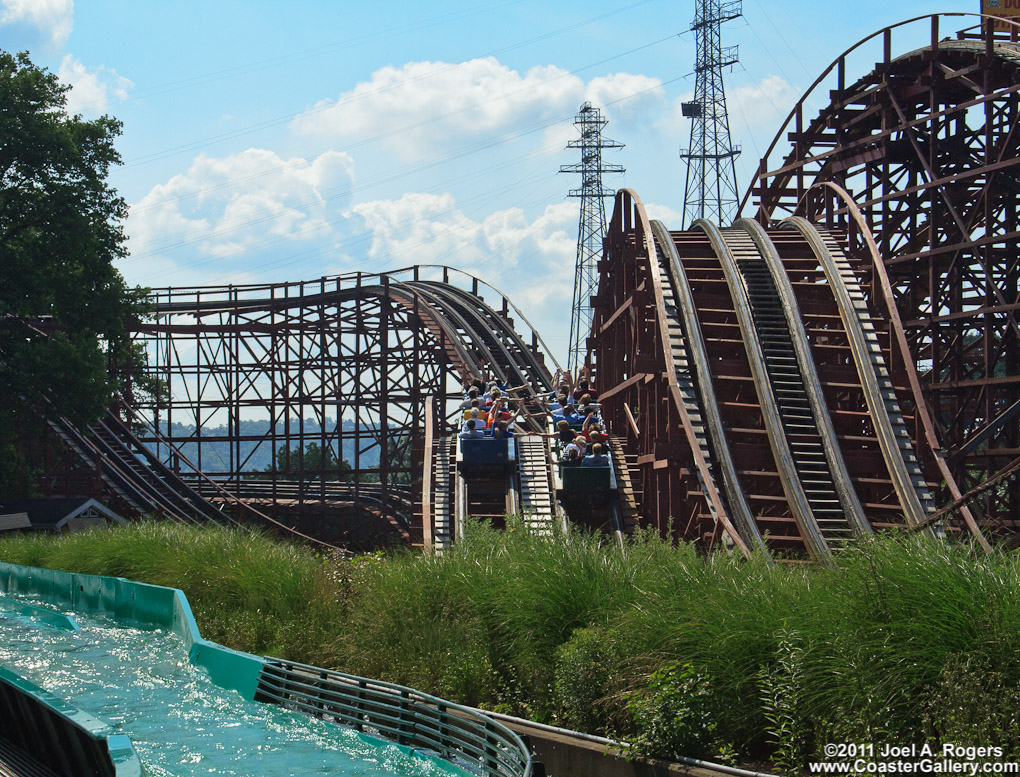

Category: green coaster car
[554, 457, 617, 504]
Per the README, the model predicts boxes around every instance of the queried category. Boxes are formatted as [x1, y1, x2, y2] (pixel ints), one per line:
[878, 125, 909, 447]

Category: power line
[120, 0, 659, 169]
[127, 72, 681, 262]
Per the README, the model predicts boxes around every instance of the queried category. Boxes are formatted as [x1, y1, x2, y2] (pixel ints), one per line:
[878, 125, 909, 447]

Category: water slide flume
[0, 561, 536, 777]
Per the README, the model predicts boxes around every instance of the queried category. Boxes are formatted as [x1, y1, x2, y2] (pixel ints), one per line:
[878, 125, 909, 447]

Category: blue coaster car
[457, 436, 515, 477]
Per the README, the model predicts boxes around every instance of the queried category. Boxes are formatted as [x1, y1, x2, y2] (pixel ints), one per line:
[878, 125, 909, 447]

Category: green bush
[4, 522, 1020, 773]
[0, 521, 349, 663]
[625, 661, 727, 761]
[554, 626, 622, 733]
[757, 632, 808, 775]
[921, 653, 1020, 756]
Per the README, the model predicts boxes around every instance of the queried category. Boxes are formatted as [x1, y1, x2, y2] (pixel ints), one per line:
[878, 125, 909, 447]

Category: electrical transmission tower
[679, 0, 742, 227]
[560, 102, 624, 375]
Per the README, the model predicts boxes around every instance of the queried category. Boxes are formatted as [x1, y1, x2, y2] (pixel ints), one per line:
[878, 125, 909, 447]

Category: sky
[1, 0, 969, 363]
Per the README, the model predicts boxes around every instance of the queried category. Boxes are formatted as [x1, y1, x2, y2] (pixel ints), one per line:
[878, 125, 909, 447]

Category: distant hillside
[151, 418, 381, 472]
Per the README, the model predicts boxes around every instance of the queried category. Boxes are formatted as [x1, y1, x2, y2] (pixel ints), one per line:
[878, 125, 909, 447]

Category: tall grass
[3, 520, 1019, 769]
[0, 521, 350, 662]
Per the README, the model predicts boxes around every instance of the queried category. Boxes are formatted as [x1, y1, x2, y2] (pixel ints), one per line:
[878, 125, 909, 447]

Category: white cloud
[657, 75, 800, 136]
[729, 75, 800, 128]
[488, 201, 577, 312]
[585, 72, 664, 122]
[292, 57, 664, 161]
[353, 193, 578, 341]
[58, 55, 132, 116]
[354, 192, 489, 266]
[292, 57, 581, 159]
[654, 89, 696, 135]
[126, 148, 356, 271]
[541, 121, 578, 157]
[0, 0, 73, 48]
[644, 202, 685, 229]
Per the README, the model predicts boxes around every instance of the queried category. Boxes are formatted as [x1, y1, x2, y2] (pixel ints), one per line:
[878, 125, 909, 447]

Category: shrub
[554, 626, 622, 734]
[6, 522, 1020, 773]
[625, 661, 726, 761]
[921, 653, 1020, 757]
[757, 632, 809, 775]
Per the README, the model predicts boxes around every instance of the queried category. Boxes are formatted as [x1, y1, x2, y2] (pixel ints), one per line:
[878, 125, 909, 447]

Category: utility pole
[560, 102, 624, 376]
[679, 0, 742, 227]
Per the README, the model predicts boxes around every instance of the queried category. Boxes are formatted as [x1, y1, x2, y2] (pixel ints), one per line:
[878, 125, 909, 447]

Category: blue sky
[1, 0, 966, 361]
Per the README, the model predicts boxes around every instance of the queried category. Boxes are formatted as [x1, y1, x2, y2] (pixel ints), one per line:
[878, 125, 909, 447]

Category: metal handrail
[145, 265, 562, 374]
[421, 395, 436, 551]
[386, 265, 564, 374]
[780, 216, 936, 531]
[255, 658, 536, 777]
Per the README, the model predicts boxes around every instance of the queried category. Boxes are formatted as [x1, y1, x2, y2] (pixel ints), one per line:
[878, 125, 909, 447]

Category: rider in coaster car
[583, 442, 609, 467]
[549, 380, 571, 402]
[459, 387, 480, 410]
[459, 419, 485, 439]
[485, 387, 504, 407]
[491, 420, 514, 439]
[462, 408, 488, 432]
[572, 379, 598, 403]
[462, 398, 483, 420]
[529, 420, 575, 447]
[562, 447, 582, 467]
[585, 430, 609, 454]
[488, 398, 513, 428]
[562, 435, 586, 460]
[581, 414, 602, 439]
[553, 403, 582, 424]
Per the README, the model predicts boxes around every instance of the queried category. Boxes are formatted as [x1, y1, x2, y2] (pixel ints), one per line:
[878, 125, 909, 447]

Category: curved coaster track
[49, 267, 562, 548]
[593, 189, 943, 559]
[749, 13, 1020, 549]
[26, 14, 1020, 557]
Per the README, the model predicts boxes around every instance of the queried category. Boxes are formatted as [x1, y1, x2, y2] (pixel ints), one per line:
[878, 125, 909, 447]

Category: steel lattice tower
[560, 102, 624, 375]
[680, 0, 742, 227]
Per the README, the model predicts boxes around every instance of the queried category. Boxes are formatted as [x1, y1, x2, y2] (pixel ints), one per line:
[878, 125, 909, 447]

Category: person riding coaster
[491, 420, 514, 439]
[462, 408, 488, 432]
[459, 418, 485, 439]
[582, 442, 609, 467]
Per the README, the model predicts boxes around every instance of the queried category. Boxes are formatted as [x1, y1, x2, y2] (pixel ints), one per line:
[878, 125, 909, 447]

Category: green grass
[3, 520, 1019, 771]
[0, 521, 350, 663]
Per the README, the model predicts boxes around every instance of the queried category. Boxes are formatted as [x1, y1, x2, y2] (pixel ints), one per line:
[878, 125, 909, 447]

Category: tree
[272, 442, 353, 482]
[383, 431, 412, 484]
[0, 50, 147, 495]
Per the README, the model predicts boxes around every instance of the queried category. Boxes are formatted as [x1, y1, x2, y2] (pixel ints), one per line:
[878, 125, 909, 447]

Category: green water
[0, 595, 467, 777]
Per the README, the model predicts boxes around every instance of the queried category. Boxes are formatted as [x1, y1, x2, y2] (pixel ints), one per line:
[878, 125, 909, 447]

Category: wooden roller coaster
[16, 14, 1020, 558]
